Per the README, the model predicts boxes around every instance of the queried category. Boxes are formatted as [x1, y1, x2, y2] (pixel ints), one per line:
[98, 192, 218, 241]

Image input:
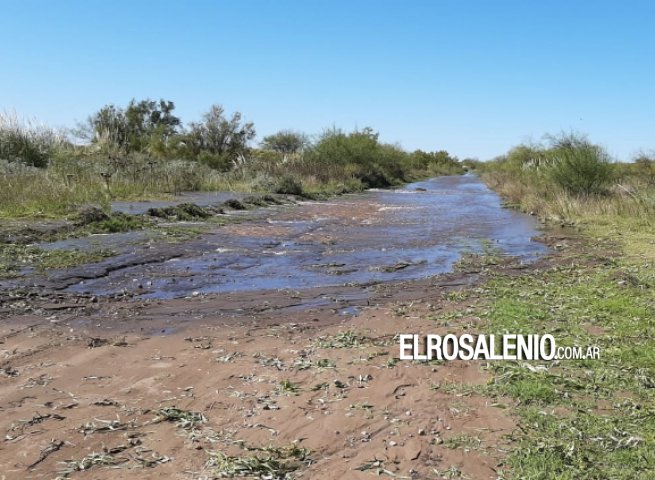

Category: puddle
[35, 175, 547, 299]
[339, 306, 361, 316]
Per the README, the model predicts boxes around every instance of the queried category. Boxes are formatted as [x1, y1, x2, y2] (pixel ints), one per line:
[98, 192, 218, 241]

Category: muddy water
[61, 175, 545, 299]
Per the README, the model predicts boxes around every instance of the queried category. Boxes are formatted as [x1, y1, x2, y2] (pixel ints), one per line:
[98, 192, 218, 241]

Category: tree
[185, 105, 255, 170]
[124, 99, 180, 152]
[261, 130, 307, 153]
[84, 104, 128, 149]
[82, 98, 180, 153]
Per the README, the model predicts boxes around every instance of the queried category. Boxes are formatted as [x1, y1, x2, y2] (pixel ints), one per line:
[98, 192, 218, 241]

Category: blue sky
[1, 0, 653, 160]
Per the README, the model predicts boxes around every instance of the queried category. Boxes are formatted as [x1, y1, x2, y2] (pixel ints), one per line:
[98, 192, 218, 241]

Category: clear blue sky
[1, 0, 653, 160]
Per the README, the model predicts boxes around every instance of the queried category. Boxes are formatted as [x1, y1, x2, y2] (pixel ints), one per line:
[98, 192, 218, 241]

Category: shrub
[275, 175, 304, 195]
[547, 142, 614, 196]
[633, 154, 655, 186]
[0, 112, 66, 167]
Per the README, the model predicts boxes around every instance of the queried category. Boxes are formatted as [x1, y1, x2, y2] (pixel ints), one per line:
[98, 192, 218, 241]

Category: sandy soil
[0, 269, 522, 480]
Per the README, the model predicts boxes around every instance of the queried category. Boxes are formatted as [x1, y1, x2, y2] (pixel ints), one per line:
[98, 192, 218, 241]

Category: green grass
[476, 229, 655, 479]
[85, 212, 150, 233]
[0, 244, 115, 277]
[154, 407, 206, 428]
[443, 433, 482, 450]
[277, 380, 301, 395]
[206, 443, 311, 479]
[316, 330, 370, 349]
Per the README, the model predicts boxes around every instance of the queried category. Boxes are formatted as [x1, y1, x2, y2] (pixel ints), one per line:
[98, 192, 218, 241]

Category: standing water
[63, 175, 546, 299]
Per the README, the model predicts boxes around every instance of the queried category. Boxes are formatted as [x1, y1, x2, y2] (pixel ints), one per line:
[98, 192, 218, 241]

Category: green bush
[306, 129, 410, 188]
[547, 142, 614, 196]
[275, 175, 304, 195]
[0, 112, 65, 168]
[632, 155, 655, 186]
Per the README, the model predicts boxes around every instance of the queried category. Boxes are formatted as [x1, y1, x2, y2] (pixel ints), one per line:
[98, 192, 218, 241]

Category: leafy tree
[84, 104, 128, 149]
[261, 130, 307, 153]
[185, 105, 255, 170]
[82, 98, 180, 153]
[124, 99, 180, 152]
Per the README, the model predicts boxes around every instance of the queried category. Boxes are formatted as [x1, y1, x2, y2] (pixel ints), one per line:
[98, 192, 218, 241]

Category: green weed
[316, 330, 370, 349]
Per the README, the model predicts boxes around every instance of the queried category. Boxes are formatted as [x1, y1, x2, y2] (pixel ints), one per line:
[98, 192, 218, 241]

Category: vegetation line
[0, 102, 465, 219]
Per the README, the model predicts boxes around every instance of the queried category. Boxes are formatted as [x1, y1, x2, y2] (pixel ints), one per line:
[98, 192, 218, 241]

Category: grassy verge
[475, 134, 655, 226]
[472, 138, 655, 477]
[477, 226, 655, 479]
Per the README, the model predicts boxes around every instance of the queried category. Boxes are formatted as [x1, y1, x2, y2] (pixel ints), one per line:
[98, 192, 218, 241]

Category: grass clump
[86, 212, 149, 233]
[316, 330, 370, 349]
[206, 443, 311, 479]
[146, 202, 214, 221]
[58, 451, 128, 477]
[0, 244, 115, 277]
[0, 111, 65, 168]
[274, 175, 303, 196]
[222, 198, 247, 210]
[315, 358, 336, 369]
[276, 380, 300, 395]
[73, 205, 150, 233]
[443, 433, 481, 450]
[154, 407, 206, 428]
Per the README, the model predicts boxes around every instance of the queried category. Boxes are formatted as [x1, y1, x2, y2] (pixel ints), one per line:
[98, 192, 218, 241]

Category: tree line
[1, 98, 465, 200]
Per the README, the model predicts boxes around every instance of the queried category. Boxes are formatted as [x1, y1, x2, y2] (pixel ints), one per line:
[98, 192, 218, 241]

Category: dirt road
[0, 176, 548, 479]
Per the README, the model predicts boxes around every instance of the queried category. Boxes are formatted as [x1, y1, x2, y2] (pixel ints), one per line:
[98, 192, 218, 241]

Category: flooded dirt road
[0, 175, 557, 479]
[55, 175, 545, 299]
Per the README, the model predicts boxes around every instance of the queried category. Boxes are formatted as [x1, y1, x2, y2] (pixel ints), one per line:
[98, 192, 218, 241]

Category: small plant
[315, 358, 336, 369]
[433, 465, 469, 479]
[386, 357, 399, 368]
[443, 433, 481, 450]
[205, 443, 311, 479]
[153, 407, 206, 428]
[86, 212, 149, 233]
[355, 458, 397, 476]
[59, 451, 128, 477]
[277, 380, 300, 395]
[291, 357, 312, 370]
[316, 330, 369, 349]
